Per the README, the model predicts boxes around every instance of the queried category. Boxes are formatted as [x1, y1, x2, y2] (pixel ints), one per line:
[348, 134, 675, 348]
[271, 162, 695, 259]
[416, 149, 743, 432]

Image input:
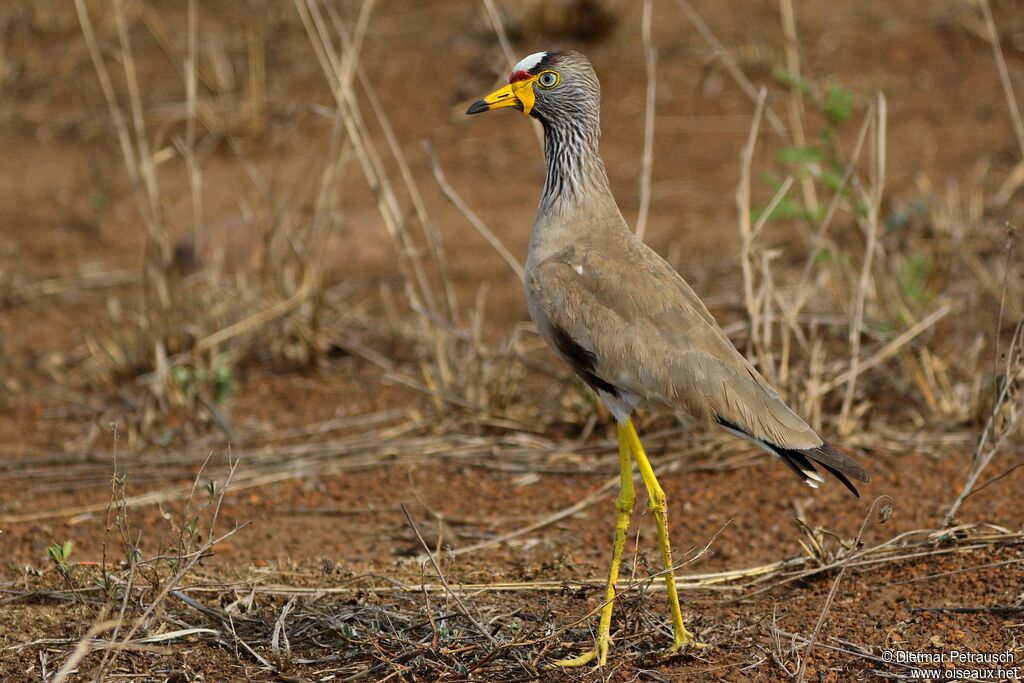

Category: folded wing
[529, 239, 870, 494]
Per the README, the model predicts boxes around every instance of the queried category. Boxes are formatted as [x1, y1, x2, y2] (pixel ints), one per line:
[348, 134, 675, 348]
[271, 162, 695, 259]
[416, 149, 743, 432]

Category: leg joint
[615, 493, 635, 514]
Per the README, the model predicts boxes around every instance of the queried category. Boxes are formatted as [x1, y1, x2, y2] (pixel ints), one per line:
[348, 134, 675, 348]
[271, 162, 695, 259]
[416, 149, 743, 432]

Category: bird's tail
[717, 418, 870, 497]
[769, 442, 870, 497]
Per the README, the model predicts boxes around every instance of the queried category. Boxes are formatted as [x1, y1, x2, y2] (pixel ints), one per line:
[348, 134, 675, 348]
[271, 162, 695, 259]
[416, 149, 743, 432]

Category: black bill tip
[466, 99, 490, 115]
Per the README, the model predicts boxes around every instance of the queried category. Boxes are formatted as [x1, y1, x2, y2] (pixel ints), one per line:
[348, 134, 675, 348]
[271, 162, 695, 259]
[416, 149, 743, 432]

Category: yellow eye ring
[536, 70, 560, 89]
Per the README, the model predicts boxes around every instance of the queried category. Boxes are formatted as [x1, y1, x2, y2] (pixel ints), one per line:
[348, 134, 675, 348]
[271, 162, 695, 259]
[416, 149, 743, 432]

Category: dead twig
[794, 496, 892, 683]
[426, 144, 525, 283]
[779, 0, 818, 219]
[671, 0, 787, 138]
[839, 93, 886, 434]
[979, 0, 1024, 159]
[944, 318, 1024, 525]
[736, 88, 769, 364]
[401, 503, 499, 647]
[634, 0, 657, 241]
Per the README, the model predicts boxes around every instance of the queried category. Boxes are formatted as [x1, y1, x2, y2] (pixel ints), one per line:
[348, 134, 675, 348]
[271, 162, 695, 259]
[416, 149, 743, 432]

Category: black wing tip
[814, 443, 871, 482]
[716, 417, 870, 497]
[788, 442, 870, 498]
[813, 460, 862, 498]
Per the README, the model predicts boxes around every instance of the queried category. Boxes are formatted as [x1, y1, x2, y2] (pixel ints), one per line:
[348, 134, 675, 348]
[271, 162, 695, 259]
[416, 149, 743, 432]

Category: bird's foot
[549, 632, 610, 669]
[656, 628, 707, 661]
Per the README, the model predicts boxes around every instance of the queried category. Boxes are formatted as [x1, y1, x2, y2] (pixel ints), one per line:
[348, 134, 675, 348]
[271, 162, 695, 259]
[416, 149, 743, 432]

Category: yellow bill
[466, 76, 537, 116]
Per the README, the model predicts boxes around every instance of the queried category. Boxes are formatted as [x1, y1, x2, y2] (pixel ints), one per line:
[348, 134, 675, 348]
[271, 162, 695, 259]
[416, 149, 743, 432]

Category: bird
[466, 50, 869, 668]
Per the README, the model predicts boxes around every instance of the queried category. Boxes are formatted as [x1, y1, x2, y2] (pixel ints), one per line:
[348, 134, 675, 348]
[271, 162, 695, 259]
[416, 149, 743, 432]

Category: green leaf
[47, 541, 74, 578]
[47, 544, 62, 564]
[897, 253, 933, 308]
[211, 362, 234, 403]
[814, 249, 851, 267]
[772, 65, 811, 94]
[171, 364, 195, 396]
[818, 170, 845, 191]
[752, 197, 808, 223]
[824, 84, 854, 125]
[777, 146, 827, 165]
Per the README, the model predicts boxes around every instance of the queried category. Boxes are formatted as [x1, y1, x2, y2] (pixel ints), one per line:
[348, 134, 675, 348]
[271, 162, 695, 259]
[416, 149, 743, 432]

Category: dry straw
[7, 0, 1024, 678]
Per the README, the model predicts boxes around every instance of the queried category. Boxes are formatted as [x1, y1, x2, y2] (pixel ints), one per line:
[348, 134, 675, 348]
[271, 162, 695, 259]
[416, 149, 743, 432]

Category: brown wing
[528, 238, 821, 449]
[529, 239, 869, 492]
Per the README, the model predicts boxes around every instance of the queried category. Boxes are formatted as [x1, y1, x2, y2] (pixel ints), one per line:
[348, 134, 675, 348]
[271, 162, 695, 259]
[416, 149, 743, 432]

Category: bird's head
[466, 50, 600, 124]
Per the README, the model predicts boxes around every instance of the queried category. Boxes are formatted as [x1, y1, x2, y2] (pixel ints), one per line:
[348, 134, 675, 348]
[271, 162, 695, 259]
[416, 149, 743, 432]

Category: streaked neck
[539, 117, 610, 208]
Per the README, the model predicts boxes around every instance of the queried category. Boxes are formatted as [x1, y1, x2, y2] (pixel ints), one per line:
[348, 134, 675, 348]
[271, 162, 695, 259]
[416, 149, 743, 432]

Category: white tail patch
[513, 52, 547, 73]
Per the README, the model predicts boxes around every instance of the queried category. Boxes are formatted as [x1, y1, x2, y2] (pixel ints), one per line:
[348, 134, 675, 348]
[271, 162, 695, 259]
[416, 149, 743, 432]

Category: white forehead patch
[513, 52, 547, 73]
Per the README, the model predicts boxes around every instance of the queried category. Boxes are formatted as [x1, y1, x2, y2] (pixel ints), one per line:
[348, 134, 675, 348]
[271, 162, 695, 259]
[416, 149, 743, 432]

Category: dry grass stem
[839, 93, 886, 434]
[450, 474, 619, 558]
[427, 146, 525, 283]
[944, 318, 1024, 525]
[818, 303, 950, 396]
[790, 107, 874, 317]
[779, 0, 819, 220]
[401, 504, 499, 647]
[49, 620, 123, 683]
[979, 0, 1024, 159]
[480, 0, 517, 70]
[672, 0, 787, 138]
[296, 0, 439, 318]
[74, 0, 171, 321]
[634, 0, 657, 241]
[794, 496, 892, 683]
[736, 87, 770, 368]
[480, 0, 544, 150]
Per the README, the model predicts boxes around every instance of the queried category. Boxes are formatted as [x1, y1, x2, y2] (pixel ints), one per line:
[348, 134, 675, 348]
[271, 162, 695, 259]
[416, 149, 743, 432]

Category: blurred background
[1, 0, 1023, 679]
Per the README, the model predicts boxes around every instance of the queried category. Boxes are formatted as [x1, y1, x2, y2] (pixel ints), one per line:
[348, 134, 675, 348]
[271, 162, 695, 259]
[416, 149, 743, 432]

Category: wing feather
[528, 240, 820, 449]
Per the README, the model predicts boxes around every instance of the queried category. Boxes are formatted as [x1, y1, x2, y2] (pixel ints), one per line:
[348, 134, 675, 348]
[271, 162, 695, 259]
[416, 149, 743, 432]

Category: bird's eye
[537, 71, 559, 88]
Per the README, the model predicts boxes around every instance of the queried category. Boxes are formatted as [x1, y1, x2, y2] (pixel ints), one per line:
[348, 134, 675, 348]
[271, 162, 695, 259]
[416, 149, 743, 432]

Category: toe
[550, 648, 599, 668]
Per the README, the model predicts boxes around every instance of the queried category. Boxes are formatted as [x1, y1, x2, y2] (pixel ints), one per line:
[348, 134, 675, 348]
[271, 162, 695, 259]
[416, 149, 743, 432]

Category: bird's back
[529, 217, 814, 443]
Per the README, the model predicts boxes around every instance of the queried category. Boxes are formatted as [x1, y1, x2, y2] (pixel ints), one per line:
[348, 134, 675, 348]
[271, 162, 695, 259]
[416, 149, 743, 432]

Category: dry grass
[8, 0, 1019, 449]
[5, 464, 1020, 680]
[2, 0, 1024, 679]
[65, 0, 352, 444]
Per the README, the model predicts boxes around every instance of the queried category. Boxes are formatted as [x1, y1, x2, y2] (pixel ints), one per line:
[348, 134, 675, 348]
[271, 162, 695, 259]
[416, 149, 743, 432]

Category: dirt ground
[2, 0, 1024, 681]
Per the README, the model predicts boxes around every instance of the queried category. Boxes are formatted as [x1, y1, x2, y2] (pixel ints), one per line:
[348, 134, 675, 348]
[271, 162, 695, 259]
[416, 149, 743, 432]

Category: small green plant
[753, 75, 856, 224]
[337, 621, 357, 644]
[892, 253, 936, 325]
[170, 357, 235, 403]
[822, 83, 854, 127]
[47, 540, 75, 578]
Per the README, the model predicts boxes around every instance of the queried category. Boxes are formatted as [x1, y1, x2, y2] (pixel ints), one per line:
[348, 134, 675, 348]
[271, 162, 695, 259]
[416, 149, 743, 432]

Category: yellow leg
[622, 418, 705, 654]
[553, 423, 636, 668]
